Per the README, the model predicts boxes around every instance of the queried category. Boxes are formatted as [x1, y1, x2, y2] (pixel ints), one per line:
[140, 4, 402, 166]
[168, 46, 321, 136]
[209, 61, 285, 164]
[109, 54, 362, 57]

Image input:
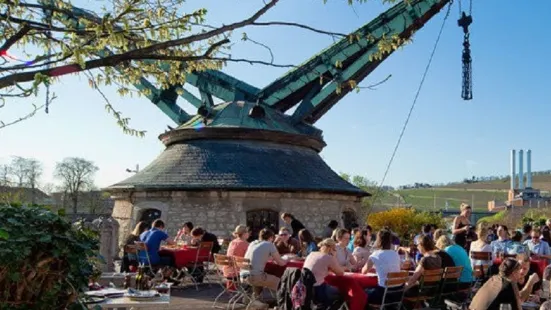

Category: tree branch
[0, 0, 280, 89]
[0, 103, 45, 130]
[0, 24, 32, 54]
[251, 21, 347, 37]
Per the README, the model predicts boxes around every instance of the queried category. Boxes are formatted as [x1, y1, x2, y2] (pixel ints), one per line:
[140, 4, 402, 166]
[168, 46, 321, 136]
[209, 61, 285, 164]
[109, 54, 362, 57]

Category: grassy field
[372, 174, 551, 212]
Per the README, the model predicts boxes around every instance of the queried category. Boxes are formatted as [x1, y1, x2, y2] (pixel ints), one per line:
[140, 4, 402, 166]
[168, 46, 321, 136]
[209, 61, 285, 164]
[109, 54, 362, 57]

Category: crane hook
[458, 12, 473, 100]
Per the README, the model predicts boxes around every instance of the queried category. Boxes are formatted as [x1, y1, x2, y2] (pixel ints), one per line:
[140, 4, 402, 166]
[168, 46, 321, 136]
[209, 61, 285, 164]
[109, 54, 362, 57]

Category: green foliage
[367, 207, 445, 239]
[0, 204, 99, 309]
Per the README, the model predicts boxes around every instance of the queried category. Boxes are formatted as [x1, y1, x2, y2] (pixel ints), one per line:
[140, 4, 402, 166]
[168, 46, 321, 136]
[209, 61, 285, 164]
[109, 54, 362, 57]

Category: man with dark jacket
[281, 213, 306, 239]
[190, 227, 221, 254]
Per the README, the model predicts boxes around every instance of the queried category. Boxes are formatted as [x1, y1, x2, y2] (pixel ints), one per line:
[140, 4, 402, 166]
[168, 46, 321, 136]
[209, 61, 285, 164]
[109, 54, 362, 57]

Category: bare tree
[10, 156, 28, 187]
[54, 157, 99, 217]
[0, 164, 10, 186]
[24, 158, 42, 204]
[41, 182, 55, 195]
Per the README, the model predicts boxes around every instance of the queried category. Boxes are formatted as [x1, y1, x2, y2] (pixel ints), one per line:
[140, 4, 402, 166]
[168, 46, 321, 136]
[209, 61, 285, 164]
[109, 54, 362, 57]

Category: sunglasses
[280, 233, 289, 236]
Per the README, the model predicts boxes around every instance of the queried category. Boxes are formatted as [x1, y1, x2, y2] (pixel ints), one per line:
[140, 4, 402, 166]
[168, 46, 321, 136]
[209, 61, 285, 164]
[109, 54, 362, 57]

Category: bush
[367, 208, 445, 240]
[0, 205, 99, 310]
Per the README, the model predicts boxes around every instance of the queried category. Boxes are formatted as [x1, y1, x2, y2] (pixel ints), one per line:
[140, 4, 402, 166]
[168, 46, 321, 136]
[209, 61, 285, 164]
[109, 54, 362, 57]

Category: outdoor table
[326, 272, 378, 310]
[159, 245, 211, 269]
[94, 294, 170, 309]
[265, 260, 378, 310]
[264, 259, 305, 277]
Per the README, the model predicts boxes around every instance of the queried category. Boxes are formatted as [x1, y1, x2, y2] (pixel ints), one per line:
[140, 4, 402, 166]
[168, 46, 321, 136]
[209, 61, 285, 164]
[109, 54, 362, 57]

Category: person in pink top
[303, 238, 345, 307]
[223, 225, 250, 278]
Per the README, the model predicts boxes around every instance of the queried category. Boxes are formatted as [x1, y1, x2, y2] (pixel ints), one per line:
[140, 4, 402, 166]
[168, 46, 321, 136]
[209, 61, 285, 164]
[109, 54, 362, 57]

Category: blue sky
[1, 0, 549, 189]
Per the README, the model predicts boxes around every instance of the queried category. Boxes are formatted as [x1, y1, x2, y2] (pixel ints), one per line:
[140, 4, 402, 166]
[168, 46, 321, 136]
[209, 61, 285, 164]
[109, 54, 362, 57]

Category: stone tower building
[107, 101, 369, 244]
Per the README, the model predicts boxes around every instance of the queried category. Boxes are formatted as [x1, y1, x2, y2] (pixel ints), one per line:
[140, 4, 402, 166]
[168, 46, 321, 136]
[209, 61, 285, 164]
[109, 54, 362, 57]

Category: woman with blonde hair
[303, 238, 344, 307]
[452, 203, 472, 249]
[223, 225, 250, 278]
[470, 222, 493, 267]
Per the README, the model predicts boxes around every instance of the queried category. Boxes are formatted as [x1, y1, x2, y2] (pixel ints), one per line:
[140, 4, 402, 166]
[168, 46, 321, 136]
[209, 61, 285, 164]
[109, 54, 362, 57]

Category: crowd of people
[117, 205, 551, 309]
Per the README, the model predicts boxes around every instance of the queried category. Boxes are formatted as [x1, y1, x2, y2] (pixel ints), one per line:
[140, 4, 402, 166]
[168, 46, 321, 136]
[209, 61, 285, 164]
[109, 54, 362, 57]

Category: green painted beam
[200, 90, 214, 107]
[293, 0, 451, 124]
[260, 0, 449, 113]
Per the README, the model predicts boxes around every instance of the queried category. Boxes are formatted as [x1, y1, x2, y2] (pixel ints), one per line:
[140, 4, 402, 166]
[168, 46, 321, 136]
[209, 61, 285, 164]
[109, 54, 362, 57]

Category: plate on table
[125, 289, 161, 301]
[82, 296, 106, 304]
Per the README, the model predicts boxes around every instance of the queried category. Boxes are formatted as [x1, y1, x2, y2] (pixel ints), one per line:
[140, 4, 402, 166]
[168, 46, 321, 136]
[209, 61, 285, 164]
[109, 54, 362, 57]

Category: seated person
[139, 219, 176, 266]
[516, 253, 540, 300]
[405, 236, 442, 294]
[274, 227, 300, 255]
[436, 235, 473, 290]
[361, 230, 401, 304]
[241, 228, 287, 309]
[223, 225, 250, 278]
[490, 225, 513, 256]
[352, 232, 371, 267]
[524, 229, 551, 262]
[303, 238, 344, 307]
[174, 222, 193, 244]
[298, 229, 318, 258]
[121, 221, 149, 272]
[190, 227, 221, 254]
[333, 228, 357, 270]
[470, 258, 524, 310]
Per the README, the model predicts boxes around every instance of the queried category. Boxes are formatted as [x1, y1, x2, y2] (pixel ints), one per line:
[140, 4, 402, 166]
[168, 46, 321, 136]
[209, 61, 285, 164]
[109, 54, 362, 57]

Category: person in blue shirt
[523, 230, 551, 262]
[436, 234, 473, 289]
[298, 228, 318, 257]
[139, 219, 176, 266]
[490, 225, 513, 256]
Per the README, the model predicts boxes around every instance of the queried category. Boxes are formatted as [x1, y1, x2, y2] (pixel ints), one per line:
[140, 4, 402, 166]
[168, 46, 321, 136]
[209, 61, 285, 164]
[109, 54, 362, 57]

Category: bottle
[135, 265, 143, 290]
[123, 274, 132, 289]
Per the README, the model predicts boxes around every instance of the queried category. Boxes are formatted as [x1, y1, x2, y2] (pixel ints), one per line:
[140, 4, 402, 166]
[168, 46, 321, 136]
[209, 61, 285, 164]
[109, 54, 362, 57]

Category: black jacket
[202, 232, 221, 254]
[277, 267, 316, 310]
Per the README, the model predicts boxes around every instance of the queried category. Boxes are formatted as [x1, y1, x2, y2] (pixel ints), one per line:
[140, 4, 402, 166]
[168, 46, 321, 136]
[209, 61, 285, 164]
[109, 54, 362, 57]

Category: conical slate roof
[108, 101, 369, 197]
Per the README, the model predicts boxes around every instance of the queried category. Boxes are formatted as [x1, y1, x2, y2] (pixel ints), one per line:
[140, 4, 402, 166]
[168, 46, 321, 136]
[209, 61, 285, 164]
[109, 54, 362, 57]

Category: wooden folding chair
[403, 268, 443, 309]
[368, 271, 409, 310]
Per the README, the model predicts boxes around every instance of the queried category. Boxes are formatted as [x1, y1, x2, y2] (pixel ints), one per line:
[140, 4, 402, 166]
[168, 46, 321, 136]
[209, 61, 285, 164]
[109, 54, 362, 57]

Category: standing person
[452, 203, 472, 249]
[281, 213, 305, 239]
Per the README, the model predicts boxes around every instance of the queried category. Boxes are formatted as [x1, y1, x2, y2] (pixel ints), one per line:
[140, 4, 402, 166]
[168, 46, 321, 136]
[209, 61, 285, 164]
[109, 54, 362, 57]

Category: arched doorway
[341, 210, 358, 230]
[246, 209, 279, 240]
[139, 208, 162, 226]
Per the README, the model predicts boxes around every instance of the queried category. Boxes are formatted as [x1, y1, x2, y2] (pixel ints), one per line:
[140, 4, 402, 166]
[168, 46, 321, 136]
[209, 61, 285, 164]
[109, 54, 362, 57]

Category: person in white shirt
[469, 223, 493, 268]
[361, 229, 401, 304]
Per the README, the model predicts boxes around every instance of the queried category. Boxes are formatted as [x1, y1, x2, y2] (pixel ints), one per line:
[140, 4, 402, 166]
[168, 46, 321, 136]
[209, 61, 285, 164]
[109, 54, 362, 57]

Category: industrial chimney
[511, 150, 516, 190]
[527, 149, 532, 188]
[519, 149, 524, 189]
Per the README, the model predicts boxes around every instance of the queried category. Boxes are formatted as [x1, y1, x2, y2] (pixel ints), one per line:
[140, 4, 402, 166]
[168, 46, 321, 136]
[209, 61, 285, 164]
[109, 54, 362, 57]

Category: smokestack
[519, 149, 524, 189]
[511, 150, 516, 190]
[527, 149, 532, 188]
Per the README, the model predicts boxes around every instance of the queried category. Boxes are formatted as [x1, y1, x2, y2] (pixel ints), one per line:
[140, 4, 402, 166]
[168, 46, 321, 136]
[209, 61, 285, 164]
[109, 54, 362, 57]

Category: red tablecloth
[326, 273, 378, 310]
[264, 260, 305, 277]
[159, 246, 211, 269]
[265, 261, 378, 310]
[494, 258, 547, 278]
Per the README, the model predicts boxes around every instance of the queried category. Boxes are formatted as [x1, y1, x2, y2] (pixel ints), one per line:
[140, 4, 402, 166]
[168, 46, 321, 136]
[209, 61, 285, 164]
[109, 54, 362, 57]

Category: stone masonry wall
[111, 190, 362, 249]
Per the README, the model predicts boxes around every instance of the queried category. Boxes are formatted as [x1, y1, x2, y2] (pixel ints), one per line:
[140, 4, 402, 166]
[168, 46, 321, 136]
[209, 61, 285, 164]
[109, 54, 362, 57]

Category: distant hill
[377, 174, 551, 212]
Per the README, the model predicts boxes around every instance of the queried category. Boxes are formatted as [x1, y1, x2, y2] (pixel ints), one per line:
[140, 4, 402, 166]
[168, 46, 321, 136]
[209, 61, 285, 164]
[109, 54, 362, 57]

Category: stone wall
[111, 190, 362, 248]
